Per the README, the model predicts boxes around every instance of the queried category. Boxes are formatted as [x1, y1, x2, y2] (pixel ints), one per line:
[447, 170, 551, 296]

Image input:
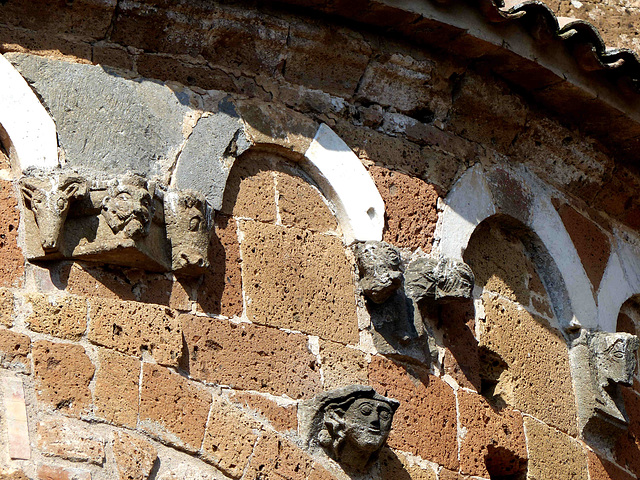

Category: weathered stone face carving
[572, 329, 639, 443]
[20, 173, 88, 251]
[164, 190, 211, 275]
[354, 241, 403, 303]
[101, 176, 153, 239]
[299, 385, 399, 472]
[404, 257, 475, 303]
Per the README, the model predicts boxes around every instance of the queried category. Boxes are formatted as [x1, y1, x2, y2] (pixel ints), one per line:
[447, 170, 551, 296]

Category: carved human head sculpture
[354, 241, 403, 303]
[101, 175, 153, 239]
[404, 256, 475, 303]
[164, 189, 211, 275]
[20, 173, 88, 252]
[590, 332, 639, 388]
[300, 385, 399, 472]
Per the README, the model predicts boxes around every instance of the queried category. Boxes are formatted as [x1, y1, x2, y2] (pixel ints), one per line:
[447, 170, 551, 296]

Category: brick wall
[0, 2, 639, 479]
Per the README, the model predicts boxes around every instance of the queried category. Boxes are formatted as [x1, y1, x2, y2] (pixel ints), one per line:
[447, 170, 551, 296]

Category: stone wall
[0, 1, 640, 480]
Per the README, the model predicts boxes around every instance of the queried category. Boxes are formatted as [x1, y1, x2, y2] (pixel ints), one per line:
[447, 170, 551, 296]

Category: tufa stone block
[26, 294, 87, 339]
[0, 329, 30, 372]
[88, 299, 182, 367]
[244, 432, 315, 480]
[37, 417, 105, 465]
[113, 431, 158, 480]
[524, 416, 588, 480]
[319, 340, 368, 390]
[368, 356, 458, 469]
[201, 395, 262, 479]
[0, 288, 14, 327]
[94, 348, 140, 428]
[32, 341, 94, 415]
[0, 179, 23, 287]
[37, 465, 91, 480]
[587, 451, 636, 480]
[241, 221, 358, 343]
[369, 166, 439, 252]
[379, 448, 437, 479]
[139, 364, 211, 453]
[181, 314, 321, 399]
[228, 391, 298, 431]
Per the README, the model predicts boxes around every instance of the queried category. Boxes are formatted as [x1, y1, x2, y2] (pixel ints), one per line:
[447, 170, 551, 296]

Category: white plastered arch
[434, 164, 598, 330]
[0, 54, 58, 171]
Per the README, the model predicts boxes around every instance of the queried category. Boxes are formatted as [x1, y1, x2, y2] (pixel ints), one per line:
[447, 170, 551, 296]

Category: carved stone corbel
[164, 189, 211, 275]
[571, 329, 639, 443]
[298, 385, 399, 473]
[101, 175, 154, 240]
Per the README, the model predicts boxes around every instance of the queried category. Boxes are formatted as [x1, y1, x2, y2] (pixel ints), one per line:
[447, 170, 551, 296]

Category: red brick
[368, 356, 458, 469]
[88, 298, 182, 366]
[94, 348, 140, 428]
[0, 328, 29, 372]
[557, 204, 610, 291]
[196, 215, 243, 317]
[228, 390, 298, 431]
[0, 180, 23, 287]
[37, 417, 105, 464]
[181, 314, 321, 399]
[369, 166, 439, 252]
[32, 341, 94, 414]
[113, 431, 158, 480]
[139, 364, 211, 453]
[457, 390, 527, 478]
[241, 221, 358, 343]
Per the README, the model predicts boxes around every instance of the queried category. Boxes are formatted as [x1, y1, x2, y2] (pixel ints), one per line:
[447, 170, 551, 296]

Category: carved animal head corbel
[20, 173, 89, 252]
[353, 241, 403, 303]
[404, 256, 475, 304]
[164, 189, 211, 275]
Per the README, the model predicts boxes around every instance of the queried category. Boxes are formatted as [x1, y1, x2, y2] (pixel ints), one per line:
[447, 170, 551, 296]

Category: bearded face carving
[101, 176, 153, 240]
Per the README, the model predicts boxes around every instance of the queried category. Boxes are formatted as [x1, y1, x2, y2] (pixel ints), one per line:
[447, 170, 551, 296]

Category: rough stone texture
[94, 348, 140, 428]
[88, 299, 182, 366]
[438, 470, 469, 480]
[0, 288, 14, 327]
[276, 168, 338, 233]
[37, 465, 91, 480]
[244, 432, 315, 480]
[588, 451, 636, 480]
[37, 417, 105, 464]
[0, 180, 23, 287]
[0, 328, 30, 372]
[285, 22, 371, 98]
[113, 431, 158, 480]
[241, 221, 358, 343]
[457, 390, 527, 478]
[228, 391, 298, 431]
[556, 203, 610, 291]
[181, 314, 321, 399]
[449, 72, 528, 150]
[139, 363, 211, 452]
[464, 222, 534, 305]
[26, 294, 87, 339]
[7, 53, 190, 178]
[524, 417, 589, 480]
[441, 299, 481, 391]
[32, 341, 94, 414]
[57, 263, 190, 310]
[319, 340, 368, 389]
[173, 103, 250, 211]
[201, 395, 262, 478]
[368, 356, 458, 469]
[219, 153, 276, 222]
[369, 165, 439, 252]
[379, 448, 437, 480]
[479, 294, 578, 435]
[614, 387, 640, 475]
[196, 215, 243, 317]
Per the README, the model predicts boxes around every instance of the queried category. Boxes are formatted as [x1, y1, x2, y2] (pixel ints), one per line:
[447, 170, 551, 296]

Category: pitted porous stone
[404, 256, 474, 303]
[94, 348, 140, 428]
[6, 53, 190, 178]
[571, 329, 639, 442]
[299, 385, 399, 473]
[164, 189, 211, 275]
[113, 431, 158, 480]
[37, 417, 105, 465]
